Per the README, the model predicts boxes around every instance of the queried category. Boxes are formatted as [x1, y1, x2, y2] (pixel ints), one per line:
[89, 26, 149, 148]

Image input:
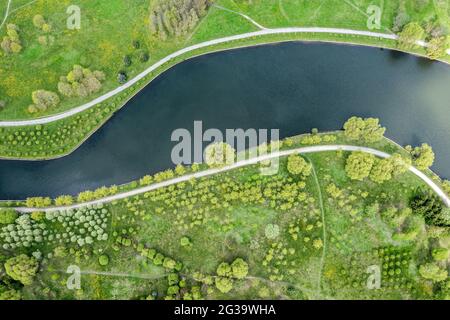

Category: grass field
[2, 132, 445, 300]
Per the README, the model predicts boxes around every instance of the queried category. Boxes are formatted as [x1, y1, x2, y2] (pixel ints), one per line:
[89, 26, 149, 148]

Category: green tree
[4, 255, 39, 285]
[419, 263, 448, 282]
[98, 254, 109, 266]
[286, 154, 311, 176]
[31, 90, 60, 112]
[397, 22, 425, 50]
[215, 277, 233, 293]
[410, 191, 448, 226]
[216, 262, 232, 277]
[0, 209, 18, 224]
[370, 158, 394, 183]
[432, 248, 449, 261]
[407, 143, 435, 170]
[231, 258, 248, 279]
[389, 153, 411, 176]
[426, 36, 448, 60]
[345, 152, 375, 181]
[343, 117, 386, 143]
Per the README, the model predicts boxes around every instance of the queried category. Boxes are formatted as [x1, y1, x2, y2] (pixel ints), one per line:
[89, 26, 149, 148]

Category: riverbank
[1, 0, 449, 160]
[2, 129, 448, 211]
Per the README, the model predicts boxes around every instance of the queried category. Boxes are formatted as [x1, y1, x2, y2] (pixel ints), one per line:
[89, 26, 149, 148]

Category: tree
[0, 209, 18, 224]
[410, 191, 448, 227]
[204, 142, 235, 168]
[432, 248, 449, 261]
[389, 153, 411, 176]
[397, 22, 425, 50]
[0, 288, 21, 300]
[30, 90, 60, 112]
[419, 263, 448, 282]
[427, 36, 449, 60]
[32, 15, 46, 28]
[4, 255, 39, 285]
[345, 152, 375, 181]
[370, 158, 394, 183]
[287, 154, 311, 177]
[98, 254, 109, 266]
[343, 117, 386, 143]
[231, 258, 248, 279]
[215, 277, 233, 293]
[407, 143, 435, 170]
[216, 262, 232, 277]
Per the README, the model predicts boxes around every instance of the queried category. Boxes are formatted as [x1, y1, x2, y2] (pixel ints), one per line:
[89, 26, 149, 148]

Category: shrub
[345, 152, 375, 181]
[0, 209, 18, 224]
[432, 248, 449, 261]
[419, 263, 448, 282]
[4, 254, 39, 285]
[287, 154, 311, 176]
[98, 254, 109, 266]
[343, 117, 386, 142]
[231, 258, 248, 279]
[30, 90, 60, 112]
[397, 22, 425, 50]
[32, 15, 46, 28]
[215, 277, 233, 293]
[118, 71, 128, 84]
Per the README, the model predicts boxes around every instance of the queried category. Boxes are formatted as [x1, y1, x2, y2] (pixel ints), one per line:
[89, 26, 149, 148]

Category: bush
[432, 248, 449, 261]
[343, 117, 386, 142]
[98, 254, 109, 266]
[118, 72, 128, 84]
[231, 258, 248, 279]
[0, 209, 18, 224]
[215, 277, 233, 293]
[30, 90, 60, 112]
[287, 154, 311, 176]
[345, 152, 375, 181]
[4, 254, 39, 285]
[419, 263, 448, 282]
[397, 22, 425, 50]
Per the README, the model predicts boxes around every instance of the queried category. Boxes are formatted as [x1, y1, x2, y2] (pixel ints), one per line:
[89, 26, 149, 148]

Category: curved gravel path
[12, 144, 450, 212]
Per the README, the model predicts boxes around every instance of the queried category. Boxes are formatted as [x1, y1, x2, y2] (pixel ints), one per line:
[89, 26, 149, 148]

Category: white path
[0, 26, 446, 127]
[213, 4, 268, 30]
[0, 0, 12, 30]
[12, 145, 450, 213]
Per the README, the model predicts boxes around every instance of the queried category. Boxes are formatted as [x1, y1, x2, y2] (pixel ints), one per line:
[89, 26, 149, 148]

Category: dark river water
[1, 42, 450, 200]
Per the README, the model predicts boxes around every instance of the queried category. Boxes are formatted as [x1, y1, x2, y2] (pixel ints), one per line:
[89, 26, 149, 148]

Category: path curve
[12, 145, 450, 212]
[0, 27, 443, 127]
[0, 0, 12, 30]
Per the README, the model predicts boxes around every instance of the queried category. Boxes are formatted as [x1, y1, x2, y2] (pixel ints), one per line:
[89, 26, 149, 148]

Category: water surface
[1, 42, 450, 199]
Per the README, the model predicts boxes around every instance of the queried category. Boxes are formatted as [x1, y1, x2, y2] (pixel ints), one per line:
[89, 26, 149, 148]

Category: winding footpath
[12, 144, 450, 213]
[0, 0, 12, 30]
[0, 27, 447, 127]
